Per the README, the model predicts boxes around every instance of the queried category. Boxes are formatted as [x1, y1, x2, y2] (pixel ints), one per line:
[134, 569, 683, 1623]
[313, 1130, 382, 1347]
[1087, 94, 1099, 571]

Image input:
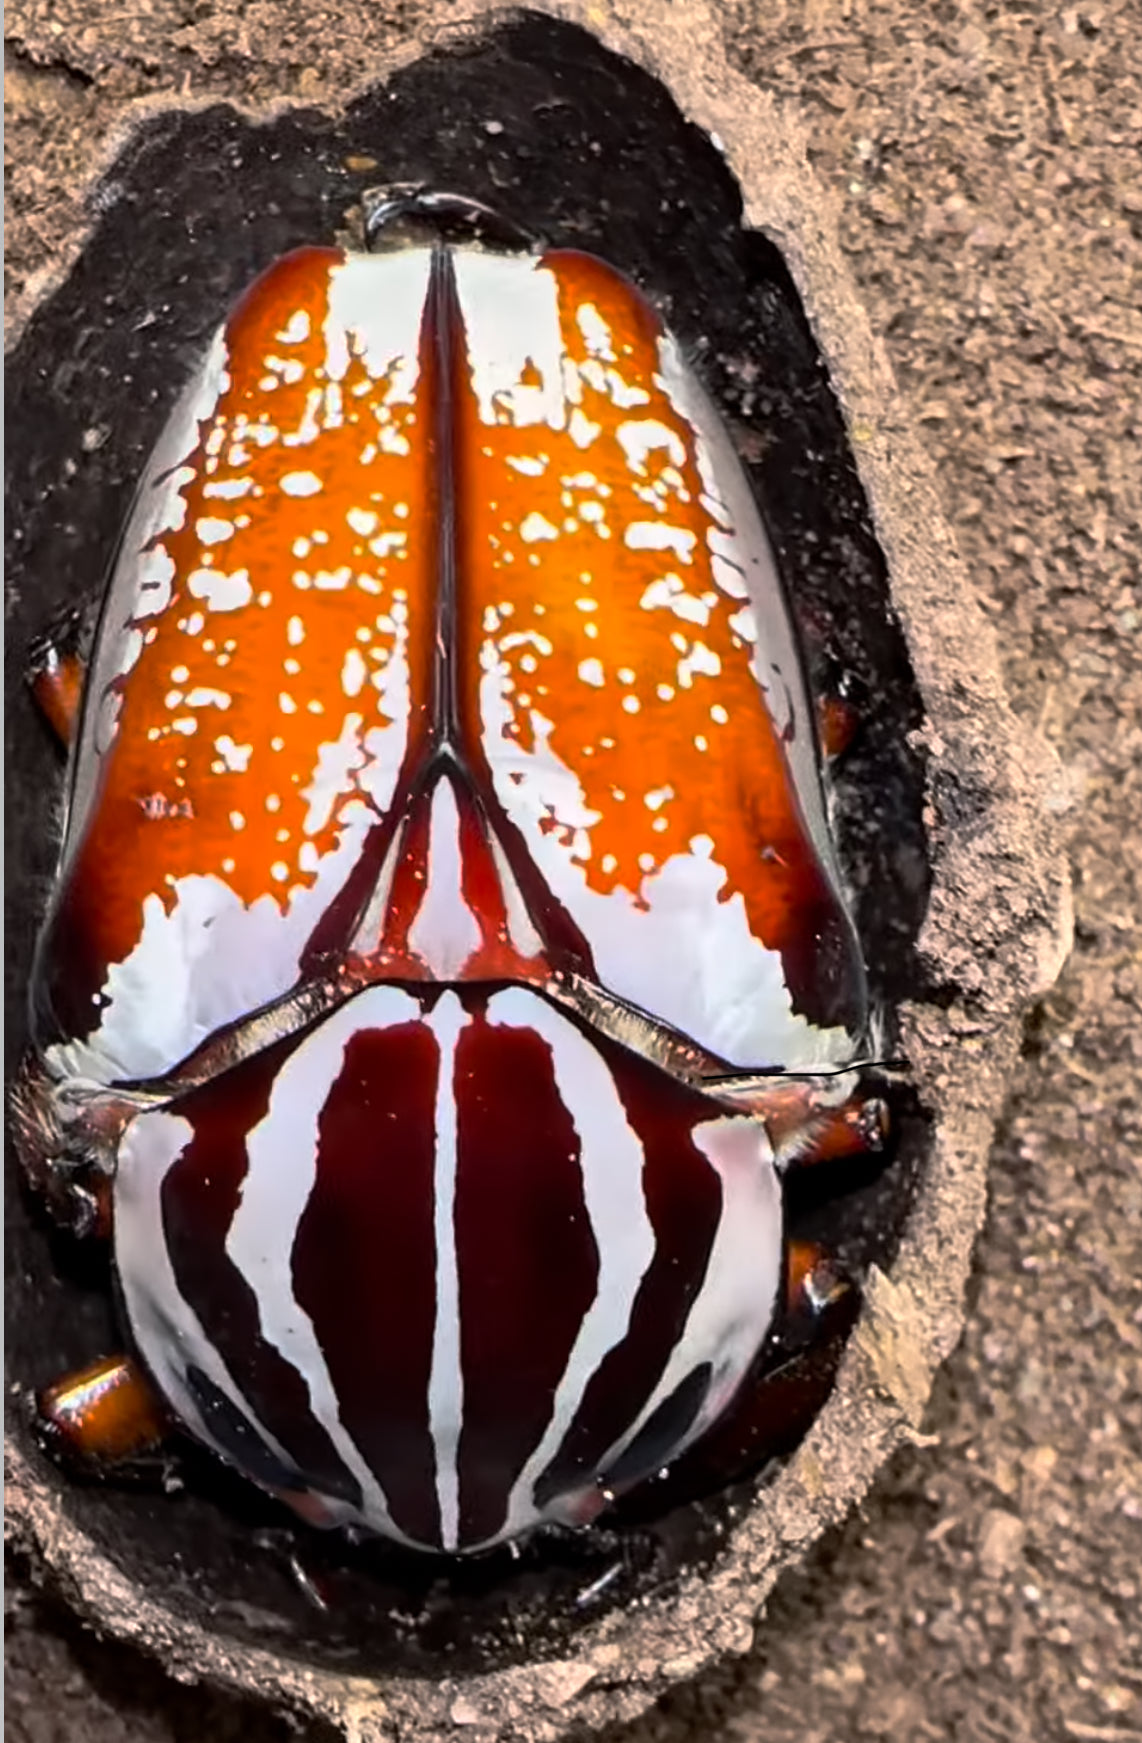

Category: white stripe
[593, 1114, 782, 1482]
[478, 988, 657, 1545]
[114, 1108, 317, 1507]
[225, 986, 427, 1541]
[324, 250, 430, 396]
[237, 990, 431, 1529]
[425, 991, 468, 1550]
[452, 252, 569, 430]
[406, 777, 482, 978]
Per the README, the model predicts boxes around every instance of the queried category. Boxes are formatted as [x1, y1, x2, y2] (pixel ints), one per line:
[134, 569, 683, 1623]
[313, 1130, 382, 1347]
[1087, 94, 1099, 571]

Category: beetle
[12, 191, 886, 1556]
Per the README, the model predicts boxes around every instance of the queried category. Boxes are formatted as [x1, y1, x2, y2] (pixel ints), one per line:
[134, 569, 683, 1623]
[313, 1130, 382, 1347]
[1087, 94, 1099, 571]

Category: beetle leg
[764, 1083, 889, 1171]
[35, 1354, 169, 1468]
[816, 690, 861, 759]
[26, 608, 88, 747]
[10, 1054, 122, 1239]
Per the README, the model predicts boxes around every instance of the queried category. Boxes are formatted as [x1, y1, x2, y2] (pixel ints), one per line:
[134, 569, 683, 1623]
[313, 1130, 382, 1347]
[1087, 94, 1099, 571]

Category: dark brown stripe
[292, 1019, 441, 1546]
[159, 1034, 363, 1508]
[453, 1009, 599, 1548]
[533, 1042, 724, 1514]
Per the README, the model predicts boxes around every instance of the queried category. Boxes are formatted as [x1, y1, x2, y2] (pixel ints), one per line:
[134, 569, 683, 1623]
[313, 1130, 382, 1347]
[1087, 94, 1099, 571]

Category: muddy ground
[4, 0, 1140, 1740]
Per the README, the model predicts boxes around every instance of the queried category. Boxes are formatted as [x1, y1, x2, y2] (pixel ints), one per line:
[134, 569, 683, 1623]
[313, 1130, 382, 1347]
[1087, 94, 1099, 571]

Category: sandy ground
[4, 1, 1140, 1740]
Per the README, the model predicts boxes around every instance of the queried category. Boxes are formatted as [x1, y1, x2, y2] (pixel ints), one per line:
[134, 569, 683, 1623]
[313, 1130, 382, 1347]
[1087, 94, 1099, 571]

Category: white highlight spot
[578, 658, 605, 688]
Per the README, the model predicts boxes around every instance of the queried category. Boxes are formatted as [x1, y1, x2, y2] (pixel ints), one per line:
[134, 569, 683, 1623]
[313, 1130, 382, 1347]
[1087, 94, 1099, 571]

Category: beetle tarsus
[26, 607, 90, 747]
[35, 1354, 169, 1472]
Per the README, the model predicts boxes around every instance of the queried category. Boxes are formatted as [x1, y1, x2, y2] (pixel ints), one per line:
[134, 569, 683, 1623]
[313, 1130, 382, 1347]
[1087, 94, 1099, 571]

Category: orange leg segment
[29, 645, 86, 747]
[37, 1354, 168, 1466]
[816, 691, 861, 759]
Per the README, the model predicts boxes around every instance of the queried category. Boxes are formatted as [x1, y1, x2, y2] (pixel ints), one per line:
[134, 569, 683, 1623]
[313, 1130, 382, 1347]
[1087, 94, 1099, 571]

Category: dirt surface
[4, 1, 1139, 1741]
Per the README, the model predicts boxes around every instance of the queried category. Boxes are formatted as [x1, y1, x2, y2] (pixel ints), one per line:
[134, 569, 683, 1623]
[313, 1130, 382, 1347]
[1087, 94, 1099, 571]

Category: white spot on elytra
[202, 477, 252, 500]
[569, 408, 601, 449]
[640, 573, 711, 626]
[341, 648, 368, 697]
[187, 567, 252, 612]
[214, 736, 253, 772]
[618, 418, 686, 474]
[281, 471, 323, 497]
[275, 310, 310, 345]
[519, 512, 559, 544]
[578, 658, 605, 688]
[625, 521, 697, 563]
[196, 517, 234, 546]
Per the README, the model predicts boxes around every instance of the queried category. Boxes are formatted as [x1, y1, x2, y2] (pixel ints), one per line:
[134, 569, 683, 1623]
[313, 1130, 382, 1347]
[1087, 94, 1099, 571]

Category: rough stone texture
[5, 0, 1136, 1739]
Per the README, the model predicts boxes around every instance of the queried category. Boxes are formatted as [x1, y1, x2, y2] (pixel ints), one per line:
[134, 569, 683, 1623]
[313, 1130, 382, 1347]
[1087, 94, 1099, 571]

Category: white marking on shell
[617, 418, 686, 474]
[135, 549, 176, 617]
[576, 302, 615, 360]
[486, 834, 545, 959]
[577, 658, 605, 688]
[487, 988, 656, 1545]
[325, 250, 430, 397]
[624, 521, 696, 563]
[280, 471, 323, 497]
[427, 992, 468, 1551]
[568, 408, 601, 449]
[187, 567, 252, 612]
[452, 253, 567, 430]
[639, 573, 710, 626]
[196, 516, 235, 545]
[224, 985, 427, 1542]
[407, 778, 482, 980]
[300, 712, 366, 836]
[203, 476, 253, 500]
[340, 647, 368, 698]
[518, 512, 559, 544]
[479, 642, 848, 1068]
[275, 309, 311, 345]
[114, 1112, 332, 1518]
[598, 1118, 782, 1484]
[213, 735, 253, 772]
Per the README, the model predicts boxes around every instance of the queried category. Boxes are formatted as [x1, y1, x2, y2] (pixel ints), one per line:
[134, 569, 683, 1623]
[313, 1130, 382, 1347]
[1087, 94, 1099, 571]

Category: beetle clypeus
[13, 192, 886, 1556]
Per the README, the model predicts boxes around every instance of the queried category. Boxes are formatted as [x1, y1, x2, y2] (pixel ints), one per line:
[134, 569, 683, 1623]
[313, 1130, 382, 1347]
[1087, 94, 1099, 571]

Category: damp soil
[4, 0, 1140, 1740]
